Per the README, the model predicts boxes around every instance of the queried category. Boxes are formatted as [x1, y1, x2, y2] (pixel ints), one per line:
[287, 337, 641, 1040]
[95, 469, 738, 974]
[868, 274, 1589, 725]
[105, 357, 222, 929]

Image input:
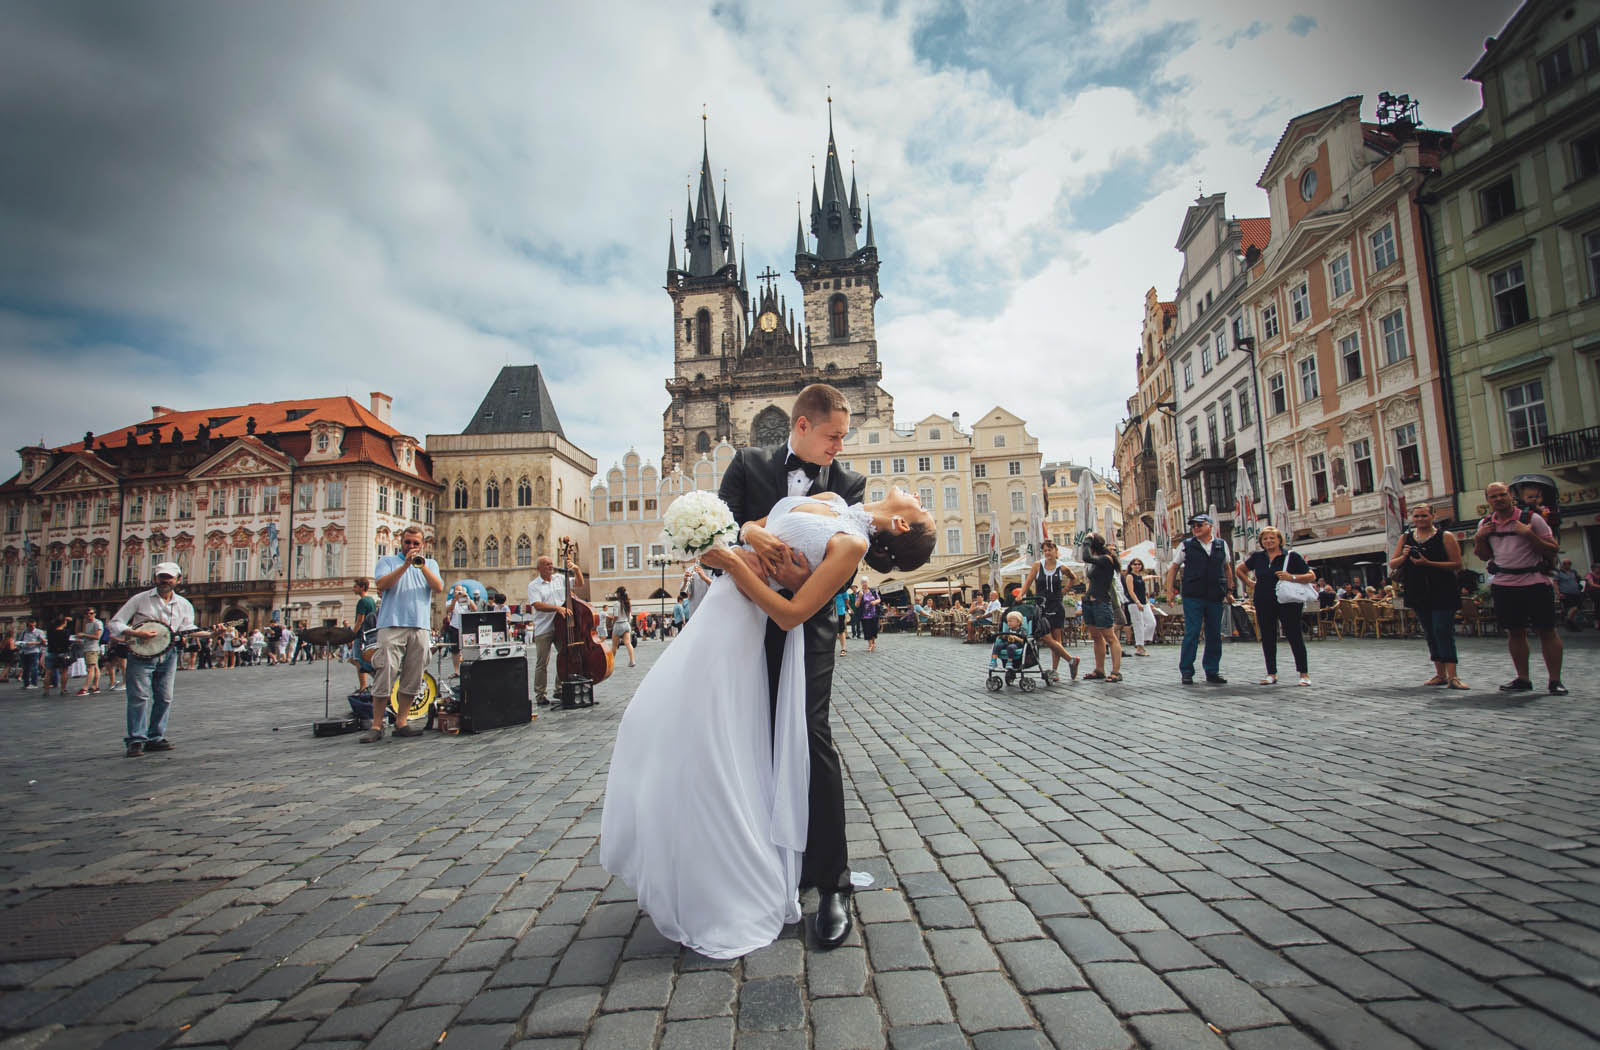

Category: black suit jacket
[719, 444, 868, 624]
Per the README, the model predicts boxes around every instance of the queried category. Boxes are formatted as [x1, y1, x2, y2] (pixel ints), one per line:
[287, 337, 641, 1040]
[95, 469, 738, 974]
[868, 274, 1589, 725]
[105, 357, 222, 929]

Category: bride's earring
[890, 515, 907, 533]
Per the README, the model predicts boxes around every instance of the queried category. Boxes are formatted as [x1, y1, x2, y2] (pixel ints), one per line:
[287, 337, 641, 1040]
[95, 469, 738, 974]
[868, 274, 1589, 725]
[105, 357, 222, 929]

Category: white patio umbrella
[1027, 494, 1045, 565]
[1152, 488, 1170, 571]
[986, 510, 1002, 593]
[1076, 468, 1096, 549]
[1102, 505, 1115, 546]
[1119, 540, 1157, 569]
[1233, 459, 1260, 551]
[1380, 463, 1407, 556]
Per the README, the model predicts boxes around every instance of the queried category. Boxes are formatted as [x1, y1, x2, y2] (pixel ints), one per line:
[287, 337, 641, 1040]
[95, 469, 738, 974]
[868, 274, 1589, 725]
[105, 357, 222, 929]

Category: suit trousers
[766, 608, 850, 893]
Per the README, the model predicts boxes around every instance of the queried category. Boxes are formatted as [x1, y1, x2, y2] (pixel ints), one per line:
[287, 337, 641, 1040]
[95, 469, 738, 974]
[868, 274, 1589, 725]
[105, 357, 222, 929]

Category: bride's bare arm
[703, 533, 867, 631]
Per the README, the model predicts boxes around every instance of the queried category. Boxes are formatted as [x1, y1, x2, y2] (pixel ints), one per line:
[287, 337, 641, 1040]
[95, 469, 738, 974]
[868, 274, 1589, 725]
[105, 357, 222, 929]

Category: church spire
[813, 96, 860, 260]
[686, 116, 734, 277]
[795, 202, 809, 256]
[667, 218, 679, 274]
[864, 197, 875, 249]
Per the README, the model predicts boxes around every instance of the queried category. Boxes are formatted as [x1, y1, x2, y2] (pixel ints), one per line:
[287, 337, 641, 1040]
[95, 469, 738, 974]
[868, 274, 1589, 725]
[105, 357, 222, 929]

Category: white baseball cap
[154, 561, 182, 579]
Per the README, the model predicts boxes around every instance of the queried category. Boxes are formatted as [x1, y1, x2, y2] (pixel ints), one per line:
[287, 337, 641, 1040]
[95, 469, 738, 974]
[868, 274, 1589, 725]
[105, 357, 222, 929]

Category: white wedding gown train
[600, 496, 870, 958]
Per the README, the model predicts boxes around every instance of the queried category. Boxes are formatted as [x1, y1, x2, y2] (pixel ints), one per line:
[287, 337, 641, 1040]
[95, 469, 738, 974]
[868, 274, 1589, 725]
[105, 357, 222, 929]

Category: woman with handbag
[1238, 526, 1313, 686]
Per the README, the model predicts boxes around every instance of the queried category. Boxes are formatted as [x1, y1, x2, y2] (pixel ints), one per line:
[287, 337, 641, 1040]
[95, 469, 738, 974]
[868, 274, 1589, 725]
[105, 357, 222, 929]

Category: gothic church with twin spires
[660, 110, 894, 474]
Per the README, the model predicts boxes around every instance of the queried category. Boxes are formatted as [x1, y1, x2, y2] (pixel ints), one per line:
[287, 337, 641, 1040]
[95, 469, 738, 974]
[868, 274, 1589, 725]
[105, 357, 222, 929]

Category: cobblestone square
[0, 631, 1596, 1049]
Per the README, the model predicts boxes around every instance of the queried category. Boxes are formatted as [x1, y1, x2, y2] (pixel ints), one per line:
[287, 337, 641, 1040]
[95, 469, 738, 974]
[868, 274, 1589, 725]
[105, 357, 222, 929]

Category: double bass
[552, 537, 612, 703]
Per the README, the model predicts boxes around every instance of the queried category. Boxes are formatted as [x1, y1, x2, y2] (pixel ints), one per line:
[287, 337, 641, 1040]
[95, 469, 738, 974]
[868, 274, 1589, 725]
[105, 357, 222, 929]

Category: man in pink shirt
[1474, 481, 1565, 694]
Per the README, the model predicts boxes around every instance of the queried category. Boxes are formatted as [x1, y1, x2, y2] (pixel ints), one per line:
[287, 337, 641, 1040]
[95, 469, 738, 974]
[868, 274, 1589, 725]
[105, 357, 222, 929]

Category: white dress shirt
[526, 575, 568, 637]
[109, 588, 197, 640]
[784, 441, 813, 498]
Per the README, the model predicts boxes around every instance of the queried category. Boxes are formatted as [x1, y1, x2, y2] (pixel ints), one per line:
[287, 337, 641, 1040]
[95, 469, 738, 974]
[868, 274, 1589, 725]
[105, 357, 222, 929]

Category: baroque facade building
[1247, 95, 1456, 567]
[0, 394, 439, 630]
[660, 115, 893, 473]
[428, 366, 596, 603]
[1425, 0, 1600, 563]
[1168, 194, 1272, 540]
[1116, 289, 1181, 544]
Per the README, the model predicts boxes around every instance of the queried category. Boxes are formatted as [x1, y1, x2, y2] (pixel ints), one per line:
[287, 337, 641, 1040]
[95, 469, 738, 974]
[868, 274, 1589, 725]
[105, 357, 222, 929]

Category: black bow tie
[784, 453, 821, 479]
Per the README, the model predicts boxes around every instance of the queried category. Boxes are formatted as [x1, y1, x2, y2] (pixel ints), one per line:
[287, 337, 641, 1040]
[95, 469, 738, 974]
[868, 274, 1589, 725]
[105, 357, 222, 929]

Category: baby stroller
[985, 599, 1055, 693]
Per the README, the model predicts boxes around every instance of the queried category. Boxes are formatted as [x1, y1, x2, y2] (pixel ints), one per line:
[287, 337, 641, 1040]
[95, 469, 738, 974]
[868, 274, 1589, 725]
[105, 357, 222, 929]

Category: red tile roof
[58, 396, 400, 454]
[3, 395, 437, 491]
[1238, 217, 1271, 257]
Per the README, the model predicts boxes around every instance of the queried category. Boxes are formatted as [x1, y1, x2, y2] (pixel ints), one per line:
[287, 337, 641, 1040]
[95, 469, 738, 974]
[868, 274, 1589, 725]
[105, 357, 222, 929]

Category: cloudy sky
[1, 0, 1518, 484]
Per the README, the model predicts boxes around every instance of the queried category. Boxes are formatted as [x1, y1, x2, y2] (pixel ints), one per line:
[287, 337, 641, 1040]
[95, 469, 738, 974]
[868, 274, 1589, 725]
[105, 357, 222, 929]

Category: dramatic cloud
[0, 0, 1518, 482]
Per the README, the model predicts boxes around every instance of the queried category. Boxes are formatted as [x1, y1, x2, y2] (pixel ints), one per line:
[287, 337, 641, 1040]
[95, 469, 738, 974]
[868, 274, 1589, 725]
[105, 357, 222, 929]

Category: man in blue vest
[1164, 513, 1236, 685]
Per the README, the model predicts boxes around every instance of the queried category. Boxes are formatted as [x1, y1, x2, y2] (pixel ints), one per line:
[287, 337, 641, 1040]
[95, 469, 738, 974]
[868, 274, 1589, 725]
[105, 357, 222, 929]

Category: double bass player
[527, 548, 586, 707]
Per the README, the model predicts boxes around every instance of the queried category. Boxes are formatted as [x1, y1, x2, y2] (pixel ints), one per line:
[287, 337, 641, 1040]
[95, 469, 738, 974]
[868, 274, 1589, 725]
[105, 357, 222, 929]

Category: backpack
[1480, 508, 1557, 575]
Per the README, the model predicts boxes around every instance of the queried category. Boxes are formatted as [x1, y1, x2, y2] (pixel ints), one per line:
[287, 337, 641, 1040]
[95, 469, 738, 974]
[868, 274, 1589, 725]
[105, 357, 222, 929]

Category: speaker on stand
[458, 654, 531, 733]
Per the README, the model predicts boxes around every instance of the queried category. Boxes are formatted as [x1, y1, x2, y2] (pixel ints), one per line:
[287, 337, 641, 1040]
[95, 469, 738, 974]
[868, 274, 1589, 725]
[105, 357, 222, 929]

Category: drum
[389, 670, 437, 724]
[359, 626, 379, 665]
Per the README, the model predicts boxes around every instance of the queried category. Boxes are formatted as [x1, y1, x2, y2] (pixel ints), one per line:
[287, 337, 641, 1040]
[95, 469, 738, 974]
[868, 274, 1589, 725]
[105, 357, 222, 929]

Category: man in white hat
[109, 560, 204, 757]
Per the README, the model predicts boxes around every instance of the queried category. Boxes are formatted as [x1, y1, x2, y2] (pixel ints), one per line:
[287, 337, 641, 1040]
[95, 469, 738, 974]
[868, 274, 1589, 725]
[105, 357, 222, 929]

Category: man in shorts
[1474, 481, 1565, 695]
[75, 606, 103, 695]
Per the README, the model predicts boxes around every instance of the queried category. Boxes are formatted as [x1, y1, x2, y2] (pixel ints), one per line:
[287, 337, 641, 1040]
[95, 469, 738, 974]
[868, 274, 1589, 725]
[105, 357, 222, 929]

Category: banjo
[125, 617, 240, 659]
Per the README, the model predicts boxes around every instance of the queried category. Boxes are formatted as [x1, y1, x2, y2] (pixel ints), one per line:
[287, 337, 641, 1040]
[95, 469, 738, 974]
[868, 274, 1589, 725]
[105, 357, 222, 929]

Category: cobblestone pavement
[0, 629, 1597, 1050]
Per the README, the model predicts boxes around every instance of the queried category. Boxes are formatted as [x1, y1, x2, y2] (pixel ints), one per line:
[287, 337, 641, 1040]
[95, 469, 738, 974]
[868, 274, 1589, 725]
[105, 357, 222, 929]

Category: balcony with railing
[1544, 425, 1600, 467]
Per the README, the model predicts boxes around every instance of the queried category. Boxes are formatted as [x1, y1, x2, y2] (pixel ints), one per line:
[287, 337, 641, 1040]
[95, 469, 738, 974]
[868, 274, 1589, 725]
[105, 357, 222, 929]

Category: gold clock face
[759, 311, 779, 332]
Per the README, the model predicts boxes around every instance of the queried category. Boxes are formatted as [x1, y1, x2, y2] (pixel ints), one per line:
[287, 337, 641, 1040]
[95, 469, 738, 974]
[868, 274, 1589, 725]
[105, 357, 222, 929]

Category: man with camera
[364, 525, 443, 742]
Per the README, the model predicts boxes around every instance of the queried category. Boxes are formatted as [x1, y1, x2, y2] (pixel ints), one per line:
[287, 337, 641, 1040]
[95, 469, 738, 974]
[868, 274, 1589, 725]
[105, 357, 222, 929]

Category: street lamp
[1233, 336, 1273, 523]
[647, 554, 673, 638]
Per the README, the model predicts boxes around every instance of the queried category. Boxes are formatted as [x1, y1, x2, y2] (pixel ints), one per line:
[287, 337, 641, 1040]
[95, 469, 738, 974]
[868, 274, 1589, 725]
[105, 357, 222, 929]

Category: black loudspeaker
[459, 656, 531, 733]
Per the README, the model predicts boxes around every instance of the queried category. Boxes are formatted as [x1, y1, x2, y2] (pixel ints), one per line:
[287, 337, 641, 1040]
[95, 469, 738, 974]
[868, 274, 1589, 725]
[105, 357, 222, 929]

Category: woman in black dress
[1022, 539, 1081, 681]
[1387, 503, 1466, 689]
[1237, 526, 1312, 686]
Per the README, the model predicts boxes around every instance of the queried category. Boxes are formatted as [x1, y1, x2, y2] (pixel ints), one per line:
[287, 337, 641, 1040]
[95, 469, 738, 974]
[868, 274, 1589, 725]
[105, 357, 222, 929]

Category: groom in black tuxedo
[719, 383, 866, 949]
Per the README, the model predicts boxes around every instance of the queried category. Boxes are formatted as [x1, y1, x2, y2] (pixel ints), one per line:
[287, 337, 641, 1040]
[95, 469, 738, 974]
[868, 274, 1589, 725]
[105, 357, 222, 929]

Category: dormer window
[1299, 168, 1318, 202]
[316, 433, 329, 452]
[403, 447, 413, 467]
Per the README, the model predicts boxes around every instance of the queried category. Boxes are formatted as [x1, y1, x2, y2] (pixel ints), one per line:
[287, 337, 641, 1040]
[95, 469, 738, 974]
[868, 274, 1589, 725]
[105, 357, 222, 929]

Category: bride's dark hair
[864, 521, 936, 573]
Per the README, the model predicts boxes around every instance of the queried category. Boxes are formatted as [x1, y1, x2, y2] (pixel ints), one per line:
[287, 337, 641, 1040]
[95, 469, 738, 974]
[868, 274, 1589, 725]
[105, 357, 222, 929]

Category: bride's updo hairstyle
[864, 520, 936, 573]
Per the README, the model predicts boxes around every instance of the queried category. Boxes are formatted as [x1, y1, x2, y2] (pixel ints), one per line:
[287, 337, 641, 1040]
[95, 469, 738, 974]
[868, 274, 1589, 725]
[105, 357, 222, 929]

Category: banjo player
[109, 560, 210, 758]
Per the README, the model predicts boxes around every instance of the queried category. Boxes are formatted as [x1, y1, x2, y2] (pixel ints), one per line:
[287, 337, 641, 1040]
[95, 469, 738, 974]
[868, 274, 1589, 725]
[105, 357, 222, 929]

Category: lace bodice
[765, 494, 873, 572]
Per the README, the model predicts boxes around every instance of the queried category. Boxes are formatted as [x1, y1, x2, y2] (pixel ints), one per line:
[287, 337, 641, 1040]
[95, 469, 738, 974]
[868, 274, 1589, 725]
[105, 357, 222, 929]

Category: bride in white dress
[600, 488, 934, 958]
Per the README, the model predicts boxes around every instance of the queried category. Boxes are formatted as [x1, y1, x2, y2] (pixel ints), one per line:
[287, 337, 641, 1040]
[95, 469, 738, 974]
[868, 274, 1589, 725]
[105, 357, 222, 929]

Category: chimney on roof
[151, 406, 175, 417]
[369, 391, 393, 423]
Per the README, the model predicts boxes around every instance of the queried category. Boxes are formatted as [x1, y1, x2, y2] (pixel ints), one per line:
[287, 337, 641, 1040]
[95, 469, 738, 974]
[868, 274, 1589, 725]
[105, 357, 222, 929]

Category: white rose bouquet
[660, 491, 738, 560]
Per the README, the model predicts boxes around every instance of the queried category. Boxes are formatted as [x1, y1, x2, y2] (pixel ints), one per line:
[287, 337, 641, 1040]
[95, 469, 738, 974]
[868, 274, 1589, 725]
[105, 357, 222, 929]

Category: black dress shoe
[814, 891, 852, 949]
[1206, 674, 1227, 684]
[143, 739, 174, 752]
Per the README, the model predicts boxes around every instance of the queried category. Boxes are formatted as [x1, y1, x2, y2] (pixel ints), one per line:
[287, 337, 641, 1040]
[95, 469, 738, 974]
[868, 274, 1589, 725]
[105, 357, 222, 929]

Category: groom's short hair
[791, 383, 850, 429]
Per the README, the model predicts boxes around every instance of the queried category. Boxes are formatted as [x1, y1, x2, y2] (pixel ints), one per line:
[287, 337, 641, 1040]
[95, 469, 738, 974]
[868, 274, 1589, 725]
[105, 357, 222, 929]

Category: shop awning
[1289, 531, 1391, 562]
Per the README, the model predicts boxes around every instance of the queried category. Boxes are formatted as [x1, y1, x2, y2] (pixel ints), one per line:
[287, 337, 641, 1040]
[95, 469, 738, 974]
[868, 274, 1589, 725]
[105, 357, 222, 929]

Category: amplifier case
[459, 656, 532, 733]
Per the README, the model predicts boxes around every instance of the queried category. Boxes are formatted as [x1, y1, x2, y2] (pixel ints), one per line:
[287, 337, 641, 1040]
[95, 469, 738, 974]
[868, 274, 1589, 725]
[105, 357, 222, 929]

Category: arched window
[485, 479, 500, 508]
[484, 536, 499, 567]
[516, 477, 532, 506]
[751, 405, 790, 448]
[696, 431, 711, 453]
[829, 295, 848, 340]
[453, 480, 468, 509]
[696, 308, 712, 355]
[515, 534, 532, 566]
[451, 538, 467, 568]
[536, 475, 546, 499]
[536, 532, 546, 558]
